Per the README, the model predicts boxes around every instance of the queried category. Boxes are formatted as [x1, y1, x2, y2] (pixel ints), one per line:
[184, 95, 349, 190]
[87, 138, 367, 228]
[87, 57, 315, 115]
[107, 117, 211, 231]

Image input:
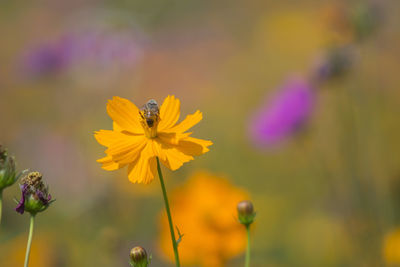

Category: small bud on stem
[0, 146, 22, 191]
[237, 200, 256, 267]
[129, 246, 151, 267]
[237, 200, 256, 227]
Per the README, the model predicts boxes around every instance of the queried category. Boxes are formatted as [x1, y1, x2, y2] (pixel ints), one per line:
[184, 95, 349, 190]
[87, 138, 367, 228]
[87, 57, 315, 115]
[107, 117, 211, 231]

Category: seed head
[15, 171, 53, 215]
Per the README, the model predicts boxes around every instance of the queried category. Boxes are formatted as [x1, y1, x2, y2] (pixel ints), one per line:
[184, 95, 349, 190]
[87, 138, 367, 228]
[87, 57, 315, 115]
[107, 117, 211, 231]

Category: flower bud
[129, 246, 150, 267]
[15, 171, 53, 215]
[237, 200, 256, 226]
[313, 46, 354, 83]
[0, 146, 20, 191]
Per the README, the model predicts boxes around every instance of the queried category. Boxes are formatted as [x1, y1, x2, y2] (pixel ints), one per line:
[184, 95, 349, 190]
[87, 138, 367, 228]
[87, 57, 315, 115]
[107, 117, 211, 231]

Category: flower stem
[245, 225, 251, 267]
[156, 157, 180, 267]
[24, 215, 35, 267]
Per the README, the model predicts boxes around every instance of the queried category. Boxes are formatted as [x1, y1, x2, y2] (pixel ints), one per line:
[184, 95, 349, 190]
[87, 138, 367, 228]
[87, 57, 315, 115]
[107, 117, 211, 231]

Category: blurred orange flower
[0, 233, 55, 267]
[383, 227, 400, 264]
[95, 95, 212, 184]
[158, 171, 248, 267]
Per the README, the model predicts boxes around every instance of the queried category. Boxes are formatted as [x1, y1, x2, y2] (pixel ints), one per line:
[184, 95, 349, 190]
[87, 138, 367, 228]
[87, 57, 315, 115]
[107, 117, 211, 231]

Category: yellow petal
[106, 135, 147, 164]
[106, 96, 144, 133]
[113, 122, 123, 132]
[158, 95, 180, 131]
[97, 155, 125, 171]
[127, 143, 157, 184]
[154, 138, 194, 171]
[157, 131, 192, 146]
[165, 110, 202, 133]
[149, 139, 167, 162]
[94, 130, 119, 147]
[177, 137, 213, 156]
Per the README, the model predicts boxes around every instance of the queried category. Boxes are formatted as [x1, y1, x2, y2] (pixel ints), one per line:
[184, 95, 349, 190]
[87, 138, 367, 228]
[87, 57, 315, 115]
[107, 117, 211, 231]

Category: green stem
[156, 157, 180, 267]
[245, 225, 251, 267]
[24, 215, 35, 267]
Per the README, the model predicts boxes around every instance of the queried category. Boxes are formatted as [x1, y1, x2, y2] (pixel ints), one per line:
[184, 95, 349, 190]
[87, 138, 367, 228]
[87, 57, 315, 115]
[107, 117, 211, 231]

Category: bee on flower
[94, 95, 213, 184]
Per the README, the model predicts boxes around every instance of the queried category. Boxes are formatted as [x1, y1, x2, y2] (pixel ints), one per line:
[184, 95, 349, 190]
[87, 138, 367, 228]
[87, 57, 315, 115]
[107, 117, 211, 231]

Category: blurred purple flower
[248, 77, 315, 147]
[22, 37, 75, 76]
[20, 30, 142, 77]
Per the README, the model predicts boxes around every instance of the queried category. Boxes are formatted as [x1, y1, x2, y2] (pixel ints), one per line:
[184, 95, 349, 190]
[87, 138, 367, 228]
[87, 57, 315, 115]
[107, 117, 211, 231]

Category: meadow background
[1, 0, 400, 266]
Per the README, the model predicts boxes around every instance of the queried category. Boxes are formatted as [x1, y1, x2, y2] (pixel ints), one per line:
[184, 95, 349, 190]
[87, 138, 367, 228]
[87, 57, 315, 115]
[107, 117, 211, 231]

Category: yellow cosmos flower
[94, 95, 212, 184]
[159, 171, 248, 267]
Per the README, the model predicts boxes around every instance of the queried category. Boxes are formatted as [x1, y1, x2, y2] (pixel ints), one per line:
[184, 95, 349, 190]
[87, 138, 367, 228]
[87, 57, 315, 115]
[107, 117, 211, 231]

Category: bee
[140, 99, 159, 127]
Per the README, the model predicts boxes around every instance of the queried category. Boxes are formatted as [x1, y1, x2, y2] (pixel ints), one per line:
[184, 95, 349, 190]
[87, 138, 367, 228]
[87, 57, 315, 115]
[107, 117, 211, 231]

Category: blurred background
[1, 0, 400, 266]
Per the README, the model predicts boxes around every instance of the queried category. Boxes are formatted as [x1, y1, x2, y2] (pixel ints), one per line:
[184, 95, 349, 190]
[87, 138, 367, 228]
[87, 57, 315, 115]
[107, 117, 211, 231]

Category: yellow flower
[383, 227, 400, 264]
[94, 95, 212, 184]
[158, 171, 248, 267]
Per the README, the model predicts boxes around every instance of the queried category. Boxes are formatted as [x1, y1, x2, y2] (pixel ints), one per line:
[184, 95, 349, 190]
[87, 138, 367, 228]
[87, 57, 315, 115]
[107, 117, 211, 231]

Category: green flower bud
[237, 200, 256, 227]
[0, 146, 21, 191]
[129, 246, 150, 267]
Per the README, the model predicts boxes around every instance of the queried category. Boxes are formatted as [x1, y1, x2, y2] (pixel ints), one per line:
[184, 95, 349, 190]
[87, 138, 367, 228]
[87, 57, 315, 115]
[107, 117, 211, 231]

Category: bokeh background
[1, 0, 400, 266]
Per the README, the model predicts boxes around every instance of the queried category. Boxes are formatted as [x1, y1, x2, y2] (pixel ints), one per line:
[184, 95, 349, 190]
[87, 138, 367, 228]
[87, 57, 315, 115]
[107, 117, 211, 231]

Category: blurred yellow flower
[95, 95, 212, 184]
[253, 9, 327, 63]
[158, 171, 248, 267]
[383, 227, 400, 264]
[285, 213, 352, 265]
[0, 233, 54, 267]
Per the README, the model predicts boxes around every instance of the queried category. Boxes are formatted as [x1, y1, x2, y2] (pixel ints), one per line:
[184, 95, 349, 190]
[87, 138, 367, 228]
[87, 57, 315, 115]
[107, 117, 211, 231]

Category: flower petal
[159, 95, 180, 131]
[154, 138, 194, 171]
[94, 130, 119, 147]
[127, 143, 157, 184]
[157, 131, 192, 146]
[177, 137, 213, 156]
[106, 135, 146, 164]
[149, 139, 167, 162]
[97, 155, 125, 171]
[113, 122, 123, 132]
[165, 110, 202, 133]
[106, 96, 144, 133]
[15, 184, 28, 214]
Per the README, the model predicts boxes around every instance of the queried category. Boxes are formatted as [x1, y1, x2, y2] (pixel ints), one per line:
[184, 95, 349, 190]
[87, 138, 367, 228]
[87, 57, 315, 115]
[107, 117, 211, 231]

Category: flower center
[140, 99, 159, 138]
